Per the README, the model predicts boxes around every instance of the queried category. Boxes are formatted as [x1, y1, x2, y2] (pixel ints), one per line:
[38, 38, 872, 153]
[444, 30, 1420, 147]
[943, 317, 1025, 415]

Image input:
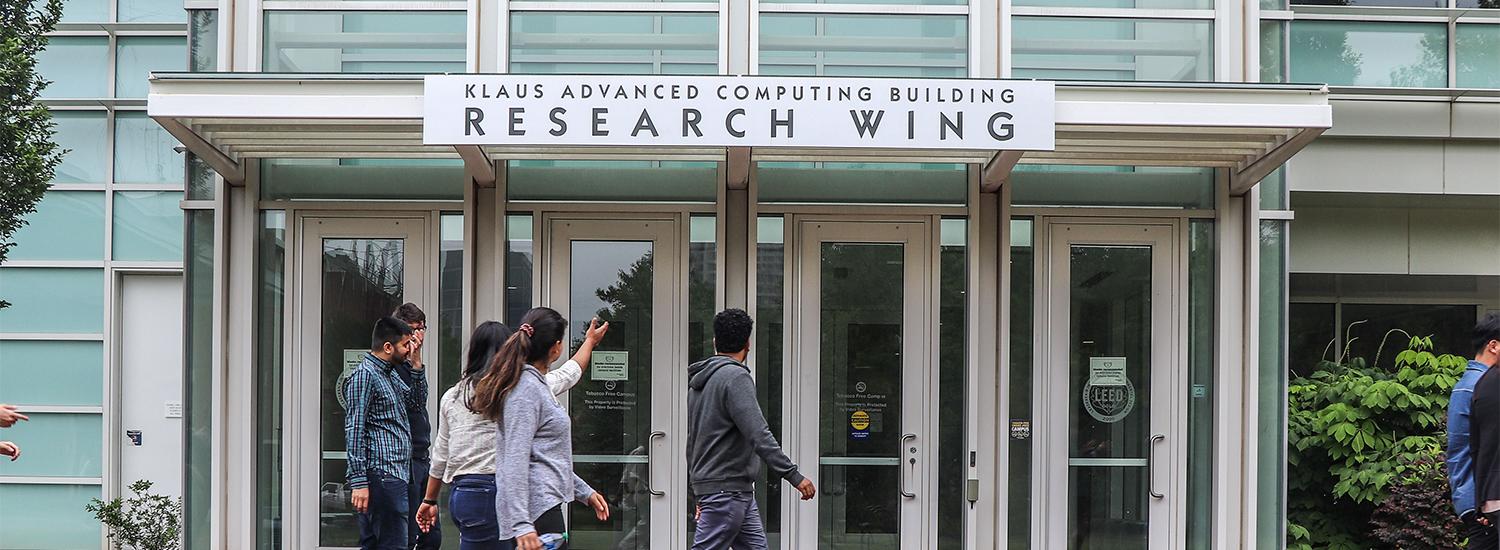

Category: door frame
[1033, 218, 1187, 550]
[538, 212, 691, 549]
[784, 215, 941, 550]
[290, 214, 433, 550]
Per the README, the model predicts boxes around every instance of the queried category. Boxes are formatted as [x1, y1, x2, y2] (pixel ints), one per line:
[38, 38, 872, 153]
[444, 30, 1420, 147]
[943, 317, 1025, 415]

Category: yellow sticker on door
[850, 410, 871, 440]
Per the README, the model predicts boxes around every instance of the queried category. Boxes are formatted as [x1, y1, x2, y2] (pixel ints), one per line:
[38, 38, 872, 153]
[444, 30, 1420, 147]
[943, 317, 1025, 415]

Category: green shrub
[1369, 451, 1462, 550]
[86, 479, 183, 550]
[1287, 335, 1465, 550]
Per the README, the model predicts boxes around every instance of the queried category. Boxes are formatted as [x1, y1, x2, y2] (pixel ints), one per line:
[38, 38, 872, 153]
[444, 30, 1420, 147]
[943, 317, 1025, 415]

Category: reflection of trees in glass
[1388, 31, 1446, 87]
[1457, 25, 1499, 86]
[1292, 24, 1362, 85]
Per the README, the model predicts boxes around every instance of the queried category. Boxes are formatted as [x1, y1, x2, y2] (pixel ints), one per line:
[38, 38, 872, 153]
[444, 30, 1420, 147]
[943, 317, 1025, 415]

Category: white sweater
[428, 360, 582, 483]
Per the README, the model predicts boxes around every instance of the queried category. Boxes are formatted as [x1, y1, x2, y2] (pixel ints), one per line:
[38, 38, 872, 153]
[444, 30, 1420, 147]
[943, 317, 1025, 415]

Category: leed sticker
[849, 410, 871, 440]
[1082, 357, 1135, 424]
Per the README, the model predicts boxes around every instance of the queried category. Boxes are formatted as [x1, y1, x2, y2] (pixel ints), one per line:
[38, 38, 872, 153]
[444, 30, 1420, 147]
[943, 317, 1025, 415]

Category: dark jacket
[396, 361, 431, 462]
[686, 355, 804, 495]
[1473, 366, 1500, 509]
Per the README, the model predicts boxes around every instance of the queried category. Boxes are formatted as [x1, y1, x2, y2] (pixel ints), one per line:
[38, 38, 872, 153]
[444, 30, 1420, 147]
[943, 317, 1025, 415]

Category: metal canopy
[147, 73, 1331, 194]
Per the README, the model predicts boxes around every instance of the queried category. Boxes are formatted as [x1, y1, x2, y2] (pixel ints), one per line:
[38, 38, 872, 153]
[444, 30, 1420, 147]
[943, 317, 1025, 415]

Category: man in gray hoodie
[687, 308, 816, 550]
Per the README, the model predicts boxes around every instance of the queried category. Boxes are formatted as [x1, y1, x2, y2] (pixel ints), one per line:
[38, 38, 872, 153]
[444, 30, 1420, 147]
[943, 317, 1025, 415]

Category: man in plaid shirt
[344, 316, 426, 550]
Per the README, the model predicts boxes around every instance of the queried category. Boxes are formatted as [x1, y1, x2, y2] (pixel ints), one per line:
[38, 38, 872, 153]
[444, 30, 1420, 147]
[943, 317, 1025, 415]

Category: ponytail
[466, 307, 567, 422]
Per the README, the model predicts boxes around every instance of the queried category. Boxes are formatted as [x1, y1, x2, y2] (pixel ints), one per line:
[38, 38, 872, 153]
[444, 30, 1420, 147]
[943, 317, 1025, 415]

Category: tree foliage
[1287, 334, 1466, 550]
[0, 0, 64, 307]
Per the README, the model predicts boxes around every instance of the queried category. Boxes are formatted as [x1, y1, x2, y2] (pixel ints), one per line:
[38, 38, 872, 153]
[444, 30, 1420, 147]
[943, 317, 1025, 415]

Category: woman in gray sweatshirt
[469, 307, 610, 550]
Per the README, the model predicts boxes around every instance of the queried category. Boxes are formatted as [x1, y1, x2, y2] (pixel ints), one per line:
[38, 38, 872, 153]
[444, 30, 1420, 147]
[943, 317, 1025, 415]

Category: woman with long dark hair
[469, 307, 610, 550]
[415, 317, 607, 550]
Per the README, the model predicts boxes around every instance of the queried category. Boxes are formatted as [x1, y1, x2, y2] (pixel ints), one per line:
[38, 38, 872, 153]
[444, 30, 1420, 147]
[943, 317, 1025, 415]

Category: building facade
[0, 0, 1493, 550]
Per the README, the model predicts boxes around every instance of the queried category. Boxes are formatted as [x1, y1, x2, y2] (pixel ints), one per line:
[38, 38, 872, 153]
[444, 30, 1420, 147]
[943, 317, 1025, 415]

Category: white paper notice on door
[591, 351, 629, 381]
[1087, 357, 1128, 386]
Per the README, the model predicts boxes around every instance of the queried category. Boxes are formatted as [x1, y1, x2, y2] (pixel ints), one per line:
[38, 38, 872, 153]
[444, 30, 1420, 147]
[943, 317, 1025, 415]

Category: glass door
[544, 216, 687, 549]
[789, 219, 936, 550]
[1039, 223, 1183, 550]
[294, 217, 429, 550]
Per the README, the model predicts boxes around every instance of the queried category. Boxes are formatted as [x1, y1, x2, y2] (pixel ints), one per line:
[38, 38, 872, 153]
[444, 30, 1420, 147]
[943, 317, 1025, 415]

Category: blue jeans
[693, 491, 767, 550]
[450, 474, 503, 550]
[358, 471, 409, 550]
[410, 460, 442, 550]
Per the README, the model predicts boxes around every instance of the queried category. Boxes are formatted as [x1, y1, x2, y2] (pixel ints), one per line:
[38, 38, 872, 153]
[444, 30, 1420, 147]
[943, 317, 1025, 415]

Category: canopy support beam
[155, 116, 244, 185]
[456, 145, 496, 187]
[1230, 127, 1326, 196]
[726, 147, 751, 191]
[981, 150, 1025, 193]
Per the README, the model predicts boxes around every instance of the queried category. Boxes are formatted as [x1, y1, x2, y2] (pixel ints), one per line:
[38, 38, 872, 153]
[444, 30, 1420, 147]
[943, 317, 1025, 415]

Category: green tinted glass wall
[1457, 24, 1500, 89]
[113, 191, 186, 261]
[510, 12, 718, 74]
[0, 268, 104, 333]
[58, 0, 108, 22]
[760, 14, 967, 77]
[51, 112, 108, 183]
[0, 341, 104, 406]
[7, 191, 105, 261]
[118, 0, 187, 22]
[36, 37, 109, 98]
[264, 11, 466, 72]
[1290, 21, 1447, 87]
[0, 414, 103, 477]
[115, 112, 187, 184]
[0, 485, 103, 549]
[116, 36, 188, 98]
[1013, 17, 1214, 81]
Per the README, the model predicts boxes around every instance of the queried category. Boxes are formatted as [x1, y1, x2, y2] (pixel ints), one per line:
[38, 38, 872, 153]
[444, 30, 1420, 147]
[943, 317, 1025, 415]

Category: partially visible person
[415, 318, 608, 550]
[687, 308, 815, 550]
[469, 307, 610, 550]
[0, 403, 28, 428]
[1458, 312, 1500, 548]
[0, 441, 18, 461]
[392, 302, 441, 550]
[345, 316, 423, 550]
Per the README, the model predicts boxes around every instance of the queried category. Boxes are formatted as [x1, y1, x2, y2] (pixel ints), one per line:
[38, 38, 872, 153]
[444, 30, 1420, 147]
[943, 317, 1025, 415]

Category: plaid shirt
[343, 353, 427, 489]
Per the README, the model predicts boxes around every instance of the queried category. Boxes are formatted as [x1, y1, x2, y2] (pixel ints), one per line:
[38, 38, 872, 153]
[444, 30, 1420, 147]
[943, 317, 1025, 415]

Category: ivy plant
[1287, 334, 1465, 550]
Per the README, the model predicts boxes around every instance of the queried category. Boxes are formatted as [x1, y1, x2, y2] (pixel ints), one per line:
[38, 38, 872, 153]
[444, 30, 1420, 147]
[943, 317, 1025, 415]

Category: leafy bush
[1287, 335, 1465, 550]
[1370, 451, 1462, 550]
[86, 479, 183, 550]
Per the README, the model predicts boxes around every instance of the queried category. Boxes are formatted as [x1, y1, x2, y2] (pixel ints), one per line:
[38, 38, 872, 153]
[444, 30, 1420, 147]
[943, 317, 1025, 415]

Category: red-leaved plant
[1369, 451, 1462, 550]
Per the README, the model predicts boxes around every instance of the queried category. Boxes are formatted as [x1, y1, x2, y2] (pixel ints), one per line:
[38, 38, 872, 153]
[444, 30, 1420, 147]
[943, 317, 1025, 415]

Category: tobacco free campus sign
[423, 75, 1055, 150]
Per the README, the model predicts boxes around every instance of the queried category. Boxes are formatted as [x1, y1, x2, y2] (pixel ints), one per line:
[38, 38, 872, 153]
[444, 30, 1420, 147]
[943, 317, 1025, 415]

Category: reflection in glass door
[1041, 224, 1182, 550]
[792, 220, 935, 550]
[296, 218, 427, 550]
[545, 217, 685, 549]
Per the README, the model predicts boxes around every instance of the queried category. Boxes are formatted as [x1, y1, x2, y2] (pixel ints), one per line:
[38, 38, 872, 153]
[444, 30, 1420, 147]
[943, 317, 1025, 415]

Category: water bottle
[539, 533, 568, 550]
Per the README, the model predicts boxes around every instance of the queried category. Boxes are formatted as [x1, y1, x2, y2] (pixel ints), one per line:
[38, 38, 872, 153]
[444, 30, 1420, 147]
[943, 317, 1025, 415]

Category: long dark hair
[464, 321, 513, 381]
[469, 307, 567, 422]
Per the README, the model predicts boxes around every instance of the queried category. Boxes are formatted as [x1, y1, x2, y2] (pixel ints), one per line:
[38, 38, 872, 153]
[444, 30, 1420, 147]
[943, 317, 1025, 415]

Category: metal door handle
[900, 433, 917, 498]
[1148, 434, 1165, 499]
[647, 431, 666, 496]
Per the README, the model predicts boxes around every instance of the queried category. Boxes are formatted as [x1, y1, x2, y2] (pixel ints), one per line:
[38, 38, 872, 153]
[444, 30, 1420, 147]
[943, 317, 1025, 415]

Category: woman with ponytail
[415, 318, 608, 549]
[468, 308, 611, 550]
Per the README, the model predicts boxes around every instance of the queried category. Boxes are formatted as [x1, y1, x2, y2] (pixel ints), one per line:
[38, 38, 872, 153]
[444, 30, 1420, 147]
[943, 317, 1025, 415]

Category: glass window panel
[507, 160, 718, 202]
[1293, 0, 1442, 7]
[1259, 168, 1286, 210]
[938, 219, 967, 550]
[755, 216, 785, 547]
[0, 413, 103, 477]
[187, 155, 216, 200]
[1256, 220, 1287, 550]
[1186, 220, 1215, 548]
[53, 0, 108, 22]
[1343, 303, 1479, 361]
[261, 159, 465, 201]
[1261, 21, 1286, 84]
[1016, 0, 1207, 11]
[759, 14, 967, 77]
[37, 37, 108, 98]
[1457, 24, 1500, 89]
[119, 0, 186, 22]
[1262, 0, 1286, 9]
[765, 0, 963, 4]
[51, 111, 108, 184]
[7, 191, 105, 261]
[1013, 17, 1213, 82]
[1458, 0, 1500, 6]
[0, 341, 104, 406]
[263, 11, 466, 73]
[190, 10, 220, 72]
[1290, 21, 1447, 88]
[1007, 217, 1034, 550]
[505, 214, 534, 326]
[510, 12, 718, 75]
[0, 484, 103, 549]
[1288, 302, 1336, 373]
[190, 210, 225, 550]
[250, 211, 284, 550]
[1012, 165, 1215, 209]
[436, 213, 465, 394]
[113, 191, 185, 261]
[0, 268, 104, 333]
[756, 162, 967, 204]
[116, 36, 188, 98]
[115, 112, 186, 184]
[688, 216, 717, 362]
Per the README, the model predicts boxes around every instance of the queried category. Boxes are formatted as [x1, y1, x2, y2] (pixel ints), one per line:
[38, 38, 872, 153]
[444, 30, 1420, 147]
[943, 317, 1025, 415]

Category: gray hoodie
[686, 355, 805, 495]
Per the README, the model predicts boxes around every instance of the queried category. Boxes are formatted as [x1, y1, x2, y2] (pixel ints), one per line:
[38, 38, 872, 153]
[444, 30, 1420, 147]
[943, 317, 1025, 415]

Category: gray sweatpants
[693, 491, 768, 550]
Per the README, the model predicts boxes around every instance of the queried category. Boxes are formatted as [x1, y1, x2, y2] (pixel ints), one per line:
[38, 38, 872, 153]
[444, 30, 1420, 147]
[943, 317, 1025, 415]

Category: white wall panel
[1290, 139, 1445, 194]
[1408, 208, 1500, 276]
[1444, 142, 1500, 195]
[1290, 207, 1409, 273]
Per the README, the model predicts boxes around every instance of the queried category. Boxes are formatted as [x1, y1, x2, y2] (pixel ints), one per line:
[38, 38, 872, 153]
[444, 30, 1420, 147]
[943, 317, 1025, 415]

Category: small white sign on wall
[591, 351, 629, 381]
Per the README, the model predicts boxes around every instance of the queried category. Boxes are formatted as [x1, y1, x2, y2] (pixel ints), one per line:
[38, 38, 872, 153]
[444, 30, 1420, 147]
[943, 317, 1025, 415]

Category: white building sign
[424, 75, 1056, 150]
